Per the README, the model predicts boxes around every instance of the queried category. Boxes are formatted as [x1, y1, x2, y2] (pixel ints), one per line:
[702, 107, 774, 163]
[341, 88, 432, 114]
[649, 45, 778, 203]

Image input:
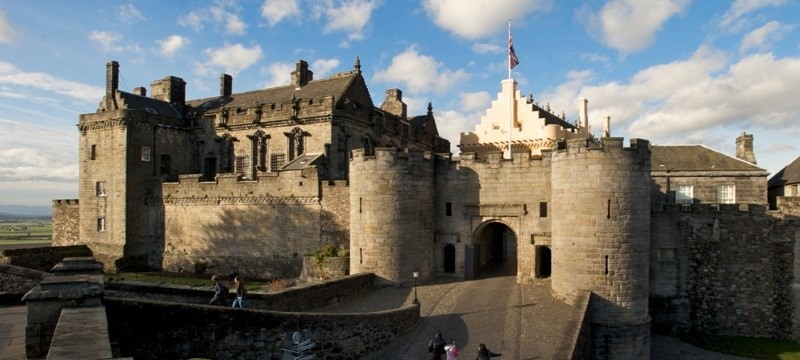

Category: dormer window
[145, 107, 158, 114]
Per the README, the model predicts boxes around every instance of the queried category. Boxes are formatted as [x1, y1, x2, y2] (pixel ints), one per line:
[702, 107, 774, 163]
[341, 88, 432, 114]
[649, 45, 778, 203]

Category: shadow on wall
[158, 196, 341, 281]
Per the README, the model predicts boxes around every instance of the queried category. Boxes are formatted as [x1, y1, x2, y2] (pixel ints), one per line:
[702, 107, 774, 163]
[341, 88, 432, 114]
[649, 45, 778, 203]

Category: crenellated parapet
[160, 169, 320, 204]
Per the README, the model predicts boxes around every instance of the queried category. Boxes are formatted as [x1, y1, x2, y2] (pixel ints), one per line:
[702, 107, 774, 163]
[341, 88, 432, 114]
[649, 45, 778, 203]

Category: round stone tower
[349, 147, 435, 283]
[550, 137, 651, 359]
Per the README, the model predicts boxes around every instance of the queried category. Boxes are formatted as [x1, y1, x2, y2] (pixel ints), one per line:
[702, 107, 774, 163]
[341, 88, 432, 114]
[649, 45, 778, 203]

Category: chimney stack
[380, 89, 407, 119]
[736, 132, 757, 164]
[133, 87, 146, 96]
[602, 116, 611, 137]
[578, 98, 588, 129]
[150, 76, 186, 115]
[105, 61, 119, 110]
[290, 60, 313, 88]
[220, 74, 232, 97]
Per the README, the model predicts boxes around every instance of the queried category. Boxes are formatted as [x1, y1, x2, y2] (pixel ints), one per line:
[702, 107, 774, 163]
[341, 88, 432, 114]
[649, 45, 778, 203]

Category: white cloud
[740, 21, 794, 53]
[180, 4, 247, 35]
[373, 46, 470, 94]
[472, 43, 503, 54]
[580, 0, 690, 54]
[312, 0, 379, 44]
[0, 9, 14, 43]
[0, 119, 78, 183]
[259, 62, 294, 88]
[88, 31, 142, 54]
[157, 35, 190, 58]
[118, 4, 145, 24]
[720, 0, 786, 30]
[194, 43, 263, 76]
[311, 58, 341, 78]
[261, 0, 301, 26]
[0, 62, 103, 102]
[459, 91, 491, 112]
[423, 0, 551, 39]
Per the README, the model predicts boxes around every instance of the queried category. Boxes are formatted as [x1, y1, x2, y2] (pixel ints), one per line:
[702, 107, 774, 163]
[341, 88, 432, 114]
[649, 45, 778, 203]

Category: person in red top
[444, 338, 459, 359]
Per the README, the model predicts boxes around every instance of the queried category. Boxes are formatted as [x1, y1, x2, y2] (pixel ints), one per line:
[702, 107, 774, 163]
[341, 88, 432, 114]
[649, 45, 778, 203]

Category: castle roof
[651, 145, 765, 172]
[768, 156, 800, 188]
[186, 71, 361, 112]
[531, 103, 577, 130]
[118, 91, 181, 118]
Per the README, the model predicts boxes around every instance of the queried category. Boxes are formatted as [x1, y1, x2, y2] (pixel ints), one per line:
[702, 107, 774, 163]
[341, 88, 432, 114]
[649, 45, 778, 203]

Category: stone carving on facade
[219, 106, 229, 126]
[291, 94, 300, 120]
[216, 133, 237, 172]
[285, 127, 308, 161]
[248, 130, 270, 172]
[253, 101, 263, 123]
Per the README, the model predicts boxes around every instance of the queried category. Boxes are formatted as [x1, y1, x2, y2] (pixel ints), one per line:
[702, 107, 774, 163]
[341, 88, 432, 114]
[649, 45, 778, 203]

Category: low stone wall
[564, 290, 592, 359]
[0, 264, 52, 305]
[104, 297, 419, 359]
[0, 245, 92, 272]
[105, 272, 375, 312]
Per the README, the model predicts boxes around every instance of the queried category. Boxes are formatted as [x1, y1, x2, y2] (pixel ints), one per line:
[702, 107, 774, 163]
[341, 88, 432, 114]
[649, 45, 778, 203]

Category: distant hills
[0, 205, 52, 219]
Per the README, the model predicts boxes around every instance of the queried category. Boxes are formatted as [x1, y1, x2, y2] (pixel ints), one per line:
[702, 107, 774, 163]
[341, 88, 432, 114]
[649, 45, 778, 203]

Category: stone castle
[51, 59, 800, 358]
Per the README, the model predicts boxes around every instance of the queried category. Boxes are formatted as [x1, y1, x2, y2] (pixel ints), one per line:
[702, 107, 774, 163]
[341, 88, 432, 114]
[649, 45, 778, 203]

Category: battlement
[52, 199, 79, 206]
[554, 137, 650, 159]
[212, 95, 336, 127]
[160, 169, 320, 204]
[351, 147, 433, 163]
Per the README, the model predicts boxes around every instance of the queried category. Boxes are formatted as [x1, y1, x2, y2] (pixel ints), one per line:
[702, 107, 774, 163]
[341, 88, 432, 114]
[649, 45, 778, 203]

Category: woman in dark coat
[209, 275, 228, 306]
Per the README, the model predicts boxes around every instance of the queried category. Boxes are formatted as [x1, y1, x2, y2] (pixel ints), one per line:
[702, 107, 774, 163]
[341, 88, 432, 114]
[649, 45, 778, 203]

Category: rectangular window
[97, 218, 106, 232]
[539, 202, 548, 217]
[675, 185, 693, 204]
[445, 202, 452, 216]
[96, 181, 107, 196]
[141, 146, 151, 162]
[235, 155, 250, 178]
[90, 144, 97, 160]
[717, 185, 736, 204]
[270, 153, 286, 172]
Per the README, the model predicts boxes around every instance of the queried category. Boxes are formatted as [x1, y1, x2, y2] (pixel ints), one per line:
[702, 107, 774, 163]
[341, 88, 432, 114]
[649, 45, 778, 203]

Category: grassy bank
[684, 332, 800, 359]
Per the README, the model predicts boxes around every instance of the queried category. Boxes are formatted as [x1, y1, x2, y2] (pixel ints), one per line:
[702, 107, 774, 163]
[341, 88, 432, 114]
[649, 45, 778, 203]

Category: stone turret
[550, 137, 651, 358]
[736, 132, 756, 164]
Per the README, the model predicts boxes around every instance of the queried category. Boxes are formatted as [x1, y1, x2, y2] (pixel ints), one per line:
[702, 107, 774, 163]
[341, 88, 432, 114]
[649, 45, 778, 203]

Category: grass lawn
[0, 220, 52, 242]
[684, 332, 800, 359]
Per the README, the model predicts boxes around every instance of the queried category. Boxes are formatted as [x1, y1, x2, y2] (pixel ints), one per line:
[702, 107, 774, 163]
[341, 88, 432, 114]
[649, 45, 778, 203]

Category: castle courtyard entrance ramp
[315, 270, 576, 359]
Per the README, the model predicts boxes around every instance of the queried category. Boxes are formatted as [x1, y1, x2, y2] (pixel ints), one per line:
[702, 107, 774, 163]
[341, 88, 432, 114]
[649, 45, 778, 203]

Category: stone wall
[0, 245, 92, 272]
[319, 181, 350, 248]
[0, 264, 52, 304]
[651, 170, 768, 207]
[105, 272, 374, 311]
[51, 199, 80, 246]
[650, 204, 798, 338]
[159, 169, 323, 279]
[104, 296, 418, 360]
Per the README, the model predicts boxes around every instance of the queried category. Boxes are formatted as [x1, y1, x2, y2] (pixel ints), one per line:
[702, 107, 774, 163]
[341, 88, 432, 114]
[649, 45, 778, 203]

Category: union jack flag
[509, 34, 520, 69]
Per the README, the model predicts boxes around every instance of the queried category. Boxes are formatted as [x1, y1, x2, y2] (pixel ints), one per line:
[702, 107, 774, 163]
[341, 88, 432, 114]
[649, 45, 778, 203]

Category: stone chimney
[150, 76, 186, 115]
[133, 87, 146, 96]
[736, 132, 757, 164]
[220, 74, 232, 97]
[105, 61, 119, 110]
[290, 60, 313, 88]
[380, 89, 407, 119]
[578, 98, 588, 129]
[602, 115, 611, 137]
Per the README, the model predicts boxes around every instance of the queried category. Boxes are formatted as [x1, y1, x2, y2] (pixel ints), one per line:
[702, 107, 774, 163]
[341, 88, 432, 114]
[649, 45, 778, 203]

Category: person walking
[427, 330, 447, 360]
[231, 276, 248, 309]
[209, 275, 229, 306]
[444, 338, 459, 360]
[475, 343, 501, 360]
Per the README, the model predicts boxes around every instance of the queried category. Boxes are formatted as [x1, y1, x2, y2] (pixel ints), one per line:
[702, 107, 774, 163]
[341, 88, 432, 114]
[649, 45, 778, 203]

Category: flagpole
[507, 20, 513, 159]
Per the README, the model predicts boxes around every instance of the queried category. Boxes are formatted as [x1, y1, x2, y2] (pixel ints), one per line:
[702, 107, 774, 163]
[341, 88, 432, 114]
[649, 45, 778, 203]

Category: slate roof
[186, 72, 357, 112]
[650, 145, 765, 172]
[280, 153, 324, 171]
[531, 103, 576, 130]
[119, 91, 181, 118]
[768, 156, 800, 188]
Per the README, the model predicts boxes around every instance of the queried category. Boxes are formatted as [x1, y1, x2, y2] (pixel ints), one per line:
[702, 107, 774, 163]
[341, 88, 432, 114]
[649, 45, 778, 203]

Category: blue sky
[1, 0, 799, 206]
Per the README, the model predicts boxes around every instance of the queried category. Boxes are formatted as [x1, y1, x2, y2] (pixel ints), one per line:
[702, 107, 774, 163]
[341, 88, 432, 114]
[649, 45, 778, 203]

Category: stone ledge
[46, 307, 112, 360]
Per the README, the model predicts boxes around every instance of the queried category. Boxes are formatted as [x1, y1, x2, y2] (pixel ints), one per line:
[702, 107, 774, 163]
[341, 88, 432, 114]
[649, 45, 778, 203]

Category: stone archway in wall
[472, 221, 517, 277]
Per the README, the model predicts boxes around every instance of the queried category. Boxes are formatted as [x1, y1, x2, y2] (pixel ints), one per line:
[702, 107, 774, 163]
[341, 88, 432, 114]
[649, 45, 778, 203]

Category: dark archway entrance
[536, 246, 551, 278]
[473, 222, 517, 277]
[443, 244, 455, 273]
